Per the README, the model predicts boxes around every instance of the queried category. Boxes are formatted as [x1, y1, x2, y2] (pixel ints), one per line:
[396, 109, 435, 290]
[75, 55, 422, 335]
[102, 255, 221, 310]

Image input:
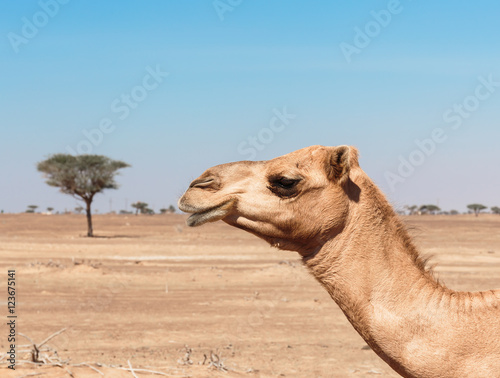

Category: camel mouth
[183, 200, 234, 227]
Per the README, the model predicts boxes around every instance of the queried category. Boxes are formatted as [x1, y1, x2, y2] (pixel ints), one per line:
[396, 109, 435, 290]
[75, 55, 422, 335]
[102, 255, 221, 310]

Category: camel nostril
[190, 177, 218, 189]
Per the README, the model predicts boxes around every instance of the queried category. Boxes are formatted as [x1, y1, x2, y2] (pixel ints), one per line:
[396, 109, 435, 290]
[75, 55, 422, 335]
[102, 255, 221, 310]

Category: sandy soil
[0, 213, 499, 377]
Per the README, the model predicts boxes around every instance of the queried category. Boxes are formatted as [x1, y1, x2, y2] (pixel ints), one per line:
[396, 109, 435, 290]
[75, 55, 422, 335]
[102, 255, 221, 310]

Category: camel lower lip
[187, 212, 212, 227]
[185, 201, 232, 227]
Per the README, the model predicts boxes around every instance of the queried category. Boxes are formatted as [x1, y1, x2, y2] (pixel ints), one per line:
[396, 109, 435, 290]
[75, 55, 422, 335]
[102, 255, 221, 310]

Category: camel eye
[275, 177, 299, 189]
[268, 176, 301, 197]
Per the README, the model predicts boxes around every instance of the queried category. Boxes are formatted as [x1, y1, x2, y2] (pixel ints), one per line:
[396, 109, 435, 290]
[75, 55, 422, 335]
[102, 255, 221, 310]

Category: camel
[178, 145, 500, 378]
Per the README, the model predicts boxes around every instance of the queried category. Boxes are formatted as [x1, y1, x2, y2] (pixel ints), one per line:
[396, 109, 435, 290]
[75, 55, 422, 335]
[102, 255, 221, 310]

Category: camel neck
[302, 179, 500, 377]
[303, 197, 438, 334]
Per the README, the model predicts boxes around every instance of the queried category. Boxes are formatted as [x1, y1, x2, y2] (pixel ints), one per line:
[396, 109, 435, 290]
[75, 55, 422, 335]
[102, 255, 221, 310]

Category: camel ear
[326, 145, 357, 184]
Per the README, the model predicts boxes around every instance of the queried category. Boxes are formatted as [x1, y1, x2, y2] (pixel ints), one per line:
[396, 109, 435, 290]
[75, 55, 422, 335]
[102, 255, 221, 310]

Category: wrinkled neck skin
[302, 173, 500, 378]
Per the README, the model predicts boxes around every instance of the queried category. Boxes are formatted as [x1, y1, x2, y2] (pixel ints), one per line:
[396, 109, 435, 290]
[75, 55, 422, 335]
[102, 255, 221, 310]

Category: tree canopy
[37, 154, 130, 236]
[467, 203, 487, 217]
[131, 201, 149, 215]
[159, 205, 176, 214]
[404, 205, 418, 215]
[419, 204, 440, 215]
[26, 205, 38, 213]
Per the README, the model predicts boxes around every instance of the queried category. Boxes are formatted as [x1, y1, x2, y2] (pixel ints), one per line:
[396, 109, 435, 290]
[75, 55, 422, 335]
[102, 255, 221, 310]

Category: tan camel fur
[178, 145, 500, 378]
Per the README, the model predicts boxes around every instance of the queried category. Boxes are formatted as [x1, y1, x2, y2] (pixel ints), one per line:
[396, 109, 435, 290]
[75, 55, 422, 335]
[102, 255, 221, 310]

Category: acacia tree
[26, 205, 38, 213]
[491, 206, 500, 215]
[131, 201, 148, 215]
[419, 204, 440, 215]
[405, 205, 418, 215]
[37, 154, 130, 236]
[467, 203, 487, 217]
[160, 205, 176, 214]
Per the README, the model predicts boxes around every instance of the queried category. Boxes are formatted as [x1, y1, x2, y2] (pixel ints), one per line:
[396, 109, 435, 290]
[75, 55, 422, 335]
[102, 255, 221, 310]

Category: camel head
[178, 145, 360, 255]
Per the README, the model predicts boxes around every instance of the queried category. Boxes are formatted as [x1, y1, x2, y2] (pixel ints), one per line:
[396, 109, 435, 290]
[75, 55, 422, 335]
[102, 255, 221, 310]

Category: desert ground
[0, 213, 499, 377]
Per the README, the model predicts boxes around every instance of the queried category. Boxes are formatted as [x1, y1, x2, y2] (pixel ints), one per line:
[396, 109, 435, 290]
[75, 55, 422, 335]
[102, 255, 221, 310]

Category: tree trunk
[86, 200, 93, 237]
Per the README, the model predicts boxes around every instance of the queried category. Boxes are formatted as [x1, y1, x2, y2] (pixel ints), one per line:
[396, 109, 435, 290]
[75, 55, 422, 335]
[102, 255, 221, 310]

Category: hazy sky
[1, 1, 499, 214]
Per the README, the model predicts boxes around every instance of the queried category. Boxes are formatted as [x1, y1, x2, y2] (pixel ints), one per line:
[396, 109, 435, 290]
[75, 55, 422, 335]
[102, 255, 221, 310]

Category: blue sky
[1, 0, 499, 214]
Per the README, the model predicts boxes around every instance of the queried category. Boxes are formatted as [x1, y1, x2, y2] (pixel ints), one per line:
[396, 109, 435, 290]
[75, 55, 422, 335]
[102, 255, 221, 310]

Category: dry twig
[1, 330, 227, 377]
[127, 359, 139, 378]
